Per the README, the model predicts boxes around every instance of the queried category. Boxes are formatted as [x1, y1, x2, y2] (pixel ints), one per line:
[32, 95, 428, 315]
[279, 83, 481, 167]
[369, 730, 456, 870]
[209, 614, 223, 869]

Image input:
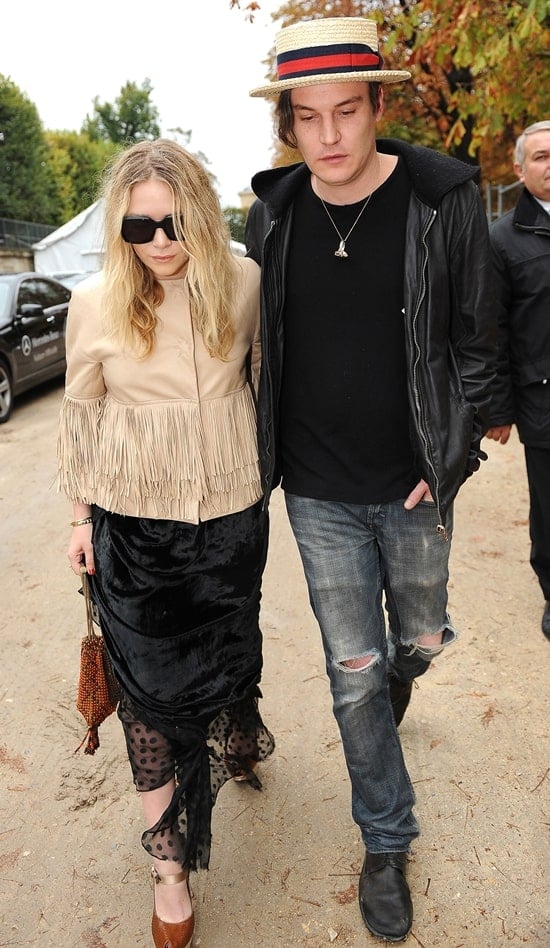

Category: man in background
[486, 121, 550, 640]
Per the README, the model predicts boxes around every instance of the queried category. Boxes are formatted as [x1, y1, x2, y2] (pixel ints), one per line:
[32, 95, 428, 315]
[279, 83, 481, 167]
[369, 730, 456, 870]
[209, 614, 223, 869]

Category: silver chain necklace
[319, 192, 372, 258]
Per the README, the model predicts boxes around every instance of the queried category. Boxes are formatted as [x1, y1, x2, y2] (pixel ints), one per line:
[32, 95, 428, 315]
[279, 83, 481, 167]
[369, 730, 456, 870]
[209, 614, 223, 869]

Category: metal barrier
[0, 218, 55, 250]
[485, 181, 521, 222]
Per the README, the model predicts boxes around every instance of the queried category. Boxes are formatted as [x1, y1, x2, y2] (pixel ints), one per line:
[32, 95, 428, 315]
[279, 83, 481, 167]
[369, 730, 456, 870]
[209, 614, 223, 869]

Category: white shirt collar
[533, 195, 550, 215]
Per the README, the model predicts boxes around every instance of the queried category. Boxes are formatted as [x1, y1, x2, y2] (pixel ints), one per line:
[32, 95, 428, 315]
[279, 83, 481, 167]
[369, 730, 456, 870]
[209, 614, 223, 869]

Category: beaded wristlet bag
[74, 566, 120, 755]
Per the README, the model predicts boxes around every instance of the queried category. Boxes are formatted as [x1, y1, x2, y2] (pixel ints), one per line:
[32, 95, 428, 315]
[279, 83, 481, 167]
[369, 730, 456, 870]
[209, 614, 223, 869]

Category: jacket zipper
[261, 219, 277, 510]
[409, 207, 448, 539]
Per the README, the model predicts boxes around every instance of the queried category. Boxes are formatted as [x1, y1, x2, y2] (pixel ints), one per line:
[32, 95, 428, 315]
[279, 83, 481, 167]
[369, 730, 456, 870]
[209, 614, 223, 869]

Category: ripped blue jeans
[285, 493, 457, 853]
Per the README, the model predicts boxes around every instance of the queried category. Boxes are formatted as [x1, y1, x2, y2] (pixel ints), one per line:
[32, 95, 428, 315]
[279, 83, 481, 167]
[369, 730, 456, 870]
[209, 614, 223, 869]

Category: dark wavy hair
[276, 82, 382, 149]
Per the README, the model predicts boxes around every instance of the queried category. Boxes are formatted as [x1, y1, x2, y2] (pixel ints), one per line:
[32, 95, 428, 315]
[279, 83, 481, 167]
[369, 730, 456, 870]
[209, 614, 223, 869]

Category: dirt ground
[0, 377, 548, 948]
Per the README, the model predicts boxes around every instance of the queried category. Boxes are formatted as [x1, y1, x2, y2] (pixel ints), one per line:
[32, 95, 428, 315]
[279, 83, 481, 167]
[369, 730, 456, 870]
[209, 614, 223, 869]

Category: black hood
[250, 138, 479, 218]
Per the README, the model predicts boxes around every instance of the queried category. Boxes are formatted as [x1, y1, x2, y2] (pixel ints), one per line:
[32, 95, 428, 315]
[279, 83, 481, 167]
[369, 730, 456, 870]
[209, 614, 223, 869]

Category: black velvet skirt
[89, 500, 275, 870]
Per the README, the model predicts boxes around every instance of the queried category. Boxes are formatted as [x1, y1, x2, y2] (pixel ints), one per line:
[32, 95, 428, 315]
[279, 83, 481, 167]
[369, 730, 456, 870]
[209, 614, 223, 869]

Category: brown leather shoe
[232, 757, 258, 782]
[151, 866, 194, 948]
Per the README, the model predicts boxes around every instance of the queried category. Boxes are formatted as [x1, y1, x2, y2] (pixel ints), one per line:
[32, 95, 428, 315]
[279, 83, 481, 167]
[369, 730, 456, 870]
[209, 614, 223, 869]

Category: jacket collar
[512, 187, 550, 230]
[250, 138, 480, 218]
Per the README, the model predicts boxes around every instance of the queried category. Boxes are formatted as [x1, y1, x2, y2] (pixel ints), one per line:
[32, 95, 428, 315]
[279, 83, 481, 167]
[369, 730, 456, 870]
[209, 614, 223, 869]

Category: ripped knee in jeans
[338, 649, 381, 673]
[409, 626, 457, 661]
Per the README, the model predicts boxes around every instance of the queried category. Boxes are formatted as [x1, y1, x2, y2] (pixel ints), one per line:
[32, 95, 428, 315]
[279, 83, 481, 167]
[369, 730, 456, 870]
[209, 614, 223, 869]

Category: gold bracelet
[71, 517, 93, 527]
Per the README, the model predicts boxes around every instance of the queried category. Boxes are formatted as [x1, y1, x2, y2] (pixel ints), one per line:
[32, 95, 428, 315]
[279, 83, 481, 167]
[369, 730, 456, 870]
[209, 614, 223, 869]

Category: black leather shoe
[542, 602, 550, 640]
[359, 851, 413, 942]
[388, 673, 413, 727]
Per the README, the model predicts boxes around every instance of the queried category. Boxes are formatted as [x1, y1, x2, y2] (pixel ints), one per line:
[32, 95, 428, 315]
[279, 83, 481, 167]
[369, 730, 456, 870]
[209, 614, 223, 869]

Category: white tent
[33, 200, 245, 275]
[33, 200, 105, 275]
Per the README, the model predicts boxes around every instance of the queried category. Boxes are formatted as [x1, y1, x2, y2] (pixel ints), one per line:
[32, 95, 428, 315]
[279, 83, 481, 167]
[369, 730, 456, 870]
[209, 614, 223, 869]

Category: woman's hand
[68, 523, 95, 575]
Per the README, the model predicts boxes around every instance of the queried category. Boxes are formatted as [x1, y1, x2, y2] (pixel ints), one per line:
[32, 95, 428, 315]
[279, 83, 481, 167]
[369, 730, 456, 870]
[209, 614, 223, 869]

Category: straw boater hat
[249, 17, 411, 98]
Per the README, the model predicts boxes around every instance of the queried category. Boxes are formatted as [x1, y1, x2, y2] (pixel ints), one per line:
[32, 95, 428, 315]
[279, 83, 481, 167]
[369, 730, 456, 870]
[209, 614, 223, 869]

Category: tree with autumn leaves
[231, 0, 549, 187]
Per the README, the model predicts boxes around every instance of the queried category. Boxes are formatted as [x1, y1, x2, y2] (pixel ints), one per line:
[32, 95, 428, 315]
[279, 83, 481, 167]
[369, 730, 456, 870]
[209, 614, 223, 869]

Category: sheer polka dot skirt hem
[119, 692, 275, 870]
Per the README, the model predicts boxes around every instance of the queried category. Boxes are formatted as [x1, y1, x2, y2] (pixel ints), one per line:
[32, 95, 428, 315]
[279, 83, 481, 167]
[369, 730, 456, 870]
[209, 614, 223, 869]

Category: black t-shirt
[280, 158, 419, 504]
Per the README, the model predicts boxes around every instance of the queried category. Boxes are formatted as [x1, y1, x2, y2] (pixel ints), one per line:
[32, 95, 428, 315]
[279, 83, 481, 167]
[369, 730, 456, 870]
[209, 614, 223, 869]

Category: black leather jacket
[245, 139, 496, 530]
[488, 187, 550, 447]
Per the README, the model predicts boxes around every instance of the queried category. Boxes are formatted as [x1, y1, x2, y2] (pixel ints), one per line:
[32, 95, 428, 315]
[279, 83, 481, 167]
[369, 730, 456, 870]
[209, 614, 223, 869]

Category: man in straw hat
[246, 16, 496, 943]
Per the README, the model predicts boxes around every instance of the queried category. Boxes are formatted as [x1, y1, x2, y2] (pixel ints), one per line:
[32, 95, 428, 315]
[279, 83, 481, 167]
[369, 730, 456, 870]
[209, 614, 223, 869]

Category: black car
[0, 272, 71, 422]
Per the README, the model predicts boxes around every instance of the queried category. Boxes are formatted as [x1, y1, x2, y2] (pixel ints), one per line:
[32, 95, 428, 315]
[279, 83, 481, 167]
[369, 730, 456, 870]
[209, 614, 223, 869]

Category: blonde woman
[58, 139, 274, 948]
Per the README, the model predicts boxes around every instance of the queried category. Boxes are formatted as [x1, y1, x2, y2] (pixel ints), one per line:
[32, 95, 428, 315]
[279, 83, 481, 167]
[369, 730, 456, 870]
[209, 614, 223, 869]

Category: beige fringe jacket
[57, 257, 262, 523]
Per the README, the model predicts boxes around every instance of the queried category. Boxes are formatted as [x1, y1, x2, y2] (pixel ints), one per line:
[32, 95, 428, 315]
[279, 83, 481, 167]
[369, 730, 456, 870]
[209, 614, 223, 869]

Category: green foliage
[82, 79, 161, 144]
[0, 75, 167, 230]
[396, 0, 550, 166]
[0, 75, 60, 224]
[224, 206, 248, 244]
[45, 132, 118, 220]
[1, 72, 235, 237]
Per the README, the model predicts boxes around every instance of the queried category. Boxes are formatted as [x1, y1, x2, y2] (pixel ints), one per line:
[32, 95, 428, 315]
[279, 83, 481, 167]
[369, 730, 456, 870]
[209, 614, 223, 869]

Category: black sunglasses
[121, 214, 184, 244]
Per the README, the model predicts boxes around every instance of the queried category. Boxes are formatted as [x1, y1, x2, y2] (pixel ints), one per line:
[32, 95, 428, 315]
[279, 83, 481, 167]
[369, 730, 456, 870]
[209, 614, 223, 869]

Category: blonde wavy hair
[101, 138, 236, 360]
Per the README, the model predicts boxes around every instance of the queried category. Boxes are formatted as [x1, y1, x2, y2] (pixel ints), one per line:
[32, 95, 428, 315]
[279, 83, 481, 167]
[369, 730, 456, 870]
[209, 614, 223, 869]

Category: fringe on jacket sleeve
[57, 394, 105, 503]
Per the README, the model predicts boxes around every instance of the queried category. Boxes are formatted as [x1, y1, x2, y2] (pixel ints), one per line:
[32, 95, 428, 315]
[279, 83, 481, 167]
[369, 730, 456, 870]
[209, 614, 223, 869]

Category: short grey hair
[514, 120, 550, 167]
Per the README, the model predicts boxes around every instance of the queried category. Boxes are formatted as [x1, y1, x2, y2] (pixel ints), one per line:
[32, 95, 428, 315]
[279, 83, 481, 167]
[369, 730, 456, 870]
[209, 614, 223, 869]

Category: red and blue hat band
[277, 43, 382, 80]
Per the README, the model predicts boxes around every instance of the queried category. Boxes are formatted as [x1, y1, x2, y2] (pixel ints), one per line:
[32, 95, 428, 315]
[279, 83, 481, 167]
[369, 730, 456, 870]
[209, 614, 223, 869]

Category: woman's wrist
[71, 503, 92, 527]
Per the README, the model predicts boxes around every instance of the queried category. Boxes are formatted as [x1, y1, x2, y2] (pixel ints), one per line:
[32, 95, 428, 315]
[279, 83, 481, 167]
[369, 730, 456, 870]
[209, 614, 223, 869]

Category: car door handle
[46, 315, 56, 322]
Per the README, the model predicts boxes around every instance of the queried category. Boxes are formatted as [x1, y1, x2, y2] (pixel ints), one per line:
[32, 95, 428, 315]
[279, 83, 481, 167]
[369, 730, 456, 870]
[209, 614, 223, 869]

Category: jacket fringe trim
[57, 387, 262, 521]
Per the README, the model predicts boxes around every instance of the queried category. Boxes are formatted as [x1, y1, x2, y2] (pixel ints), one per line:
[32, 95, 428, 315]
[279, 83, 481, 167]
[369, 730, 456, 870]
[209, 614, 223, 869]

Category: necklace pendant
[335, 240, 348, 258]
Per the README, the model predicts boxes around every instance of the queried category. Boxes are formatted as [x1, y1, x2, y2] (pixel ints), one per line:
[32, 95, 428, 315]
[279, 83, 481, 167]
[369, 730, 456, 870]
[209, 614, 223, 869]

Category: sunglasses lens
[121, 216, 182, 244]
[121, 218, 155, 243]
[162, 217, 178, 241]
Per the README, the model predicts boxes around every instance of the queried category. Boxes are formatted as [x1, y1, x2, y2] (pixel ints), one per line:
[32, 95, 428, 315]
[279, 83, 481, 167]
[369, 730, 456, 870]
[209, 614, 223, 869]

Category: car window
[17, 278, 70, 310]
[37, 279, 71, 306]
[17, 280, 40, 313]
